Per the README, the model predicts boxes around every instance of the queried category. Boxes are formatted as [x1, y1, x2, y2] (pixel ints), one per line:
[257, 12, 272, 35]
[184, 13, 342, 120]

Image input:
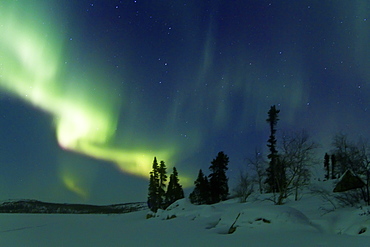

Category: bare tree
[335, 189, 363, 207]
[310, 186, 337, 213]
[278, 130, 318, 203]
[331, 134, 370, 205]
[332, 133, 363, 176]
[352, 138, 370, 205]
[233, 170, 254, 203]
[247, 149, 266, 194]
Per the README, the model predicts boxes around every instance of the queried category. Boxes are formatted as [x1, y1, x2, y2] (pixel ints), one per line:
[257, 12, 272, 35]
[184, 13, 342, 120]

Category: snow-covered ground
[1, 188, 370, 246]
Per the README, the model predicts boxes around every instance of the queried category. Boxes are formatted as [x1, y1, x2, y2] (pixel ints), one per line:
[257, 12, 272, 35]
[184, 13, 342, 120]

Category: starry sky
[0, 0, 369, 204]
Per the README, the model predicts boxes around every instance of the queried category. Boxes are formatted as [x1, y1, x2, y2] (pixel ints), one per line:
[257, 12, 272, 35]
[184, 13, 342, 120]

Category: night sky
[0, 1, 369, 204]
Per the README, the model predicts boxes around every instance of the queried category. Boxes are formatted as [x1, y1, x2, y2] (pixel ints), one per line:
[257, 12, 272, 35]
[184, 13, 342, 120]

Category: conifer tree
[165, 167, 184, 207]
[265, 105, 285, 193]
[147, 157, 160, 212]
[331, 154, 336, 179]
[208, 151, 229, 203]
[324, 153, 330, 180]
[158, 160, 167, 208]
[189, 169, 210, 205]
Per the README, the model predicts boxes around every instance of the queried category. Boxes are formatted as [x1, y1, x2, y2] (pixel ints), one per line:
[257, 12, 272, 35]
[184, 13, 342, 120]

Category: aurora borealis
[0, 1, 370, 203]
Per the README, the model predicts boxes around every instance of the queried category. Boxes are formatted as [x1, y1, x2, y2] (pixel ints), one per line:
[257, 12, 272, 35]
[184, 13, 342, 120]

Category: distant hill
[0, 200, 147, 214]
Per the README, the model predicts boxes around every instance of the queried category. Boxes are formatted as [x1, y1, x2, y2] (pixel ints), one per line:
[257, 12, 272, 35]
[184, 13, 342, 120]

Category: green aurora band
[0, 2, 182, 198]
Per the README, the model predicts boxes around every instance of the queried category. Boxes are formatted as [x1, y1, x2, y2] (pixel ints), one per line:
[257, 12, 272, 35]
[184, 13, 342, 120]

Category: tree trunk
[277, 191, 285, 205]
[295, 185, 298, 201]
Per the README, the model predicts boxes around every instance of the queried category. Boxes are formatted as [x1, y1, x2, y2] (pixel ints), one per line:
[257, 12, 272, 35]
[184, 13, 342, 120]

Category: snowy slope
[1, 189, 370, 246]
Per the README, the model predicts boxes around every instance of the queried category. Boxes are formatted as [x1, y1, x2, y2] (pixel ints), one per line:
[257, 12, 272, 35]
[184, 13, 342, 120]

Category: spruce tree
[265, 105, 284, 193]
[165, 167, 184, 207]
[189, 169, 210, 205]
[158, 160, 167, 209]
[324, 153, 330, 180]
[331, 154, 336, 179]
[208, 151, 229, 203]
[147, 157, 160, 212]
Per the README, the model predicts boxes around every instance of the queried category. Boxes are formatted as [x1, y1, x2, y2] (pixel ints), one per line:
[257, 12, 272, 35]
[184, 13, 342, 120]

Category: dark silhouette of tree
[265, 105, 284, 193]
[209, 151, 229, 203]
[324, 153, 330, 180]
[147, 157, 160, 212]
[165, 167, 184, 207]
[158, 160, 167, 208]
[147, 158, 169, 212]
[189, 169, 210, 204]
[331, 154, 336, 179]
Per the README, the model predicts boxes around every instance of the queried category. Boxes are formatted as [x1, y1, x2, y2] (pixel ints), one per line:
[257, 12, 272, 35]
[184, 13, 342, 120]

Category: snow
[1, 187, 370, 246]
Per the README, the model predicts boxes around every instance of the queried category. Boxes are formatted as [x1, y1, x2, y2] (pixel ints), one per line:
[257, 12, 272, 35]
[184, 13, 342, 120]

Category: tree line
[147, 158, 184, 212]
[247, 105, 370, 206]
[189, 151, 229, 205]
[147, 151, 230, 212]
[148, 105, 370, 212]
